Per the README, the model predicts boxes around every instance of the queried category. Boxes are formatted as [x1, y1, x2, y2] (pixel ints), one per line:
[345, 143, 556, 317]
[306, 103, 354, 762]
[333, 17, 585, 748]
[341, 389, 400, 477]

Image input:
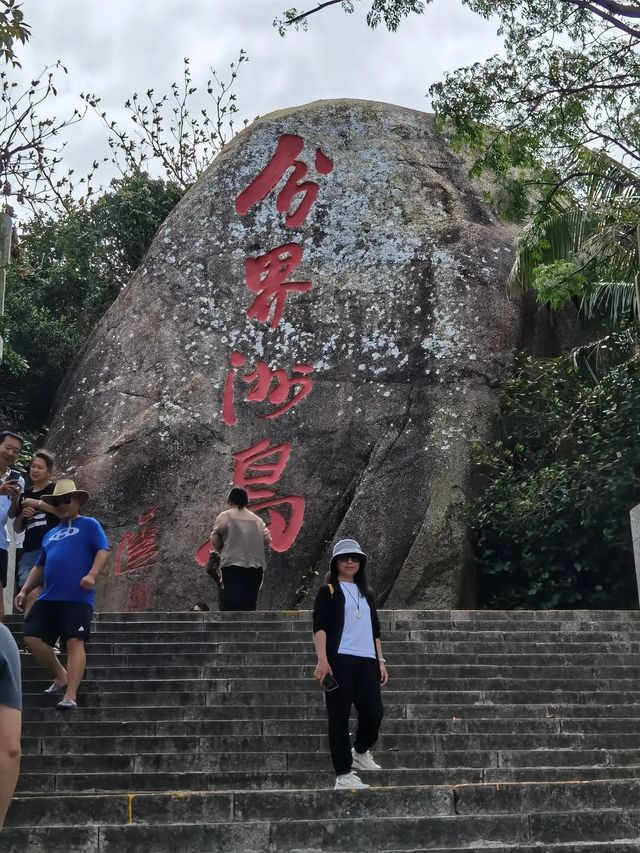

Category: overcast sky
[14, 1, 504, 196]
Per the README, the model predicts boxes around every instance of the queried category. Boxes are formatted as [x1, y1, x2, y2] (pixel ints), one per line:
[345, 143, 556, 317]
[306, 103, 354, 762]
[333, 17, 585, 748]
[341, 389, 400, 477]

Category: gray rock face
[46, 99, 527, 611]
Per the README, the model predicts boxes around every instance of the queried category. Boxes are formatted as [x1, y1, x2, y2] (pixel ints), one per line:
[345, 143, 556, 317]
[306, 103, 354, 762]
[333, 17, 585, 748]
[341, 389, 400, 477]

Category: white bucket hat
[330, 538, 368, 571]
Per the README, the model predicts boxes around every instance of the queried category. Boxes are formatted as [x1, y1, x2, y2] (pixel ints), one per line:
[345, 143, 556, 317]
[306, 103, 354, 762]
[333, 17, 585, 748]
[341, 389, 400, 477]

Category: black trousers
[220, 565, 263, 611]
[325, 654, 384, 776]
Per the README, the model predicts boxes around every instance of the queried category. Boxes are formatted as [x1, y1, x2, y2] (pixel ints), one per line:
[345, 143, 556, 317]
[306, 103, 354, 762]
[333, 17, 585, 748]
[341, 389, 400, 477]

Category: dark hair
[192, 601, 210, 612]
[227, 487, 249, 508]
[0, 430, 23, 448]
[32, 449, 55, 473]
[325, 556, 373, 599]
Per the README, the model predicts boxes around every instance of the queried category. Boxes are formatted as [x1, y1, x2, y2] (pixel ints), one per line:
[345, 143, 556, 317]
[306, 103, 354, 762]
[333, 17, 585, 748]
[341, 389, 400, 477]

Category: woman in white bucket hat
[312, 538, 388, 789]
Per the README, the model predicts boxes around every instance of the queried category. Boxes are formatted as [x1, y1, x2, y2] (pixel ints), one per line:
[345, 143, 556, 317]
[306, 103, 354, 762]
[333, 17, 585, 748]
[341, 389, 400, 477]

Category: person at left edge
[16, 480, 109, 710]
[0, 431, 25, 622]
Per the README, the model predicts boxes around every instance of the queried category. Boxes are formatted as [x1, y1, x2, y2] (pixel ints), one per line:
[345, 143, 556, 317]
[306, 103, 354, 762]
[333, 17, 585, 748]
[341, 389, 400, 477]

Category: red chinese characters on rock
[206, 132, 333, 558]
[244, 243, 311, 329]
[114, 506, 159, 576]
[127, 582, 154, 612]
[222, 350, 314, 427]
[232, 438, 305, 553]
[235, 133, 334, 228]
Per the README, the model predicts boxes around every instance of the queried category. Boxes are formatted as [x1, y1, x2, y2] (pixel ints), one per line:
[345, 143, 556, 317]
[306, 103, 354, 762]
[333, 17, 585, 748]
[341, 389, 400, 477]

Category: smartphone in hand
[323, 673, 339, 692]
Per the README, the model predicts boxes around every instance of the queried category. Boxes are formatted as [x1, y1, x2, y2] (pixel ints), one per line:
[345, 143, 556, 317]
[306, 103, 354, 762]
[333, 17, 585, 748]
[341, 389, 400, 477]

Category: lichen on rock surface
[46, 99, 539, 611]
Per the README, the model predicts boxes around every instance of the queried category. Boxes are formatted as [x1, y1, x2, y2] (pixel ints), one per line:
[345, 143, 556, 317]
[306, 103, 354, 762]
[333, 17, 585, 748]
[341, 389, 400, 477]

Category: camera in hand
[322, 673, 339, 692]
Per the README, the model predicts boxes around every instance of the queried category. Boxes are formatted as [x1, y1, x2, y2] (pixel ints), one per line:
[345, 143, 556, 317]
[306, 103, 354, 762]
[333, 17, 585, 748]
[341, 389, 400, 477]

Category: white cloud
[10, 1, 504, 201]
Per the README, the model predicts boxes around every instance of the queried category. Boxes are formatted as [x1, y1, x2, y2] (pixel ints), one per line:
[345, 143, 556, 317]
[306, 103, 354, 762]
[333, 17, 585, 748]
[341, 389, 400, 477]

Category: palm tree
[508, 150, 640, 376]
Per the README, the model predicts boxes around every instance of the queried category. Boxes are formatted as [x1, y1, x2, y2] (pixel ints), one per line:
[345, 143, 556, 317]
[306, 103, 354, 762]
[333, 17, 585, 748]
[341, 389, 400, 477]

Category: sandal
[44, 681, 67, 694]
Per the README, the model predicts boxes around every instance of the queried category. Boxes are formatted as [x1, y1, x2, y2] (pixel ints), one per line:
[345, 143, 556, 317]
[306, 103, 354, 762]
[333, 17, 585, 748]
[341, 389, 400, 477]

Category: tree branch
[562, 0, 640, 37]
[282, 0, 345, 27]
[584, 0, 640, 19]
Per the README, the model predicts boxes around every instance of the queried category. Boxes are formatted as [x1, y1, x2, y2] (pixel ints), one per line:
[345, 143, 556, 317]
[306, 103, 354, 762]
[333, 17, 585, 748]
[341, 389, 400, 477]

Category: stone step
[25, 664, 640, 692]
[91, 638, 640, 662]
[8, 785, 455, 826]
[24, 665, 640, 684]
[23, 651, 640, 668]
[72, 639, 640, 654]
[16, 763, 640, 795]
[72, 608, 640, 620]
[64, 609, 640, 622]
[385, 847, 640, 853]
[15, 767, 487, 794]
[18, 746, 640, 773]
[362, 846, 640, 853]
[19, 688, 486, 708]
[13, 629, 640, 653]
[23, 687, 640, 709]
[18, 749, 498, 774]
[18, 702, 640, 724]
[9, 779, 640, 827]
[4, 824, 640, 853]
[22, 654, 640, 672]
[16, 694, 640, 726]
[7, 809, 640, 852]
[9, 607, 640, 622]
[22, 715, 640, 738]
[24, 730, 640, 756]
[78, 617, 622, 631]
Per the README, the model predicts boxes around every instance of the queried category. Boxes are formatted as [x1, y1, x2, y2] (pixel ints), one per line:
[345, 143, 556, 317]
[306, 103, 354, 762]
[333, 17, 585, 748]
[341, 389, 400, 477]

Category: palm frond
[570, 328, 639, 378]
[508, 208, 591, 294]
[508, 149, 639, 314]
[581, 281, 636, 325]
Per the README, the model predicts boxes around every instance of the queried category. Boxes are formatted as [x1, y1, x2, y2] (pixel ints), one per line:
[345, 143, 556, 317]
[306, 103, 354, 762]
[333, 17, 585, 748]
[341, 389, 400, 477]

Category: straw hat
[40, 479, 90, 506]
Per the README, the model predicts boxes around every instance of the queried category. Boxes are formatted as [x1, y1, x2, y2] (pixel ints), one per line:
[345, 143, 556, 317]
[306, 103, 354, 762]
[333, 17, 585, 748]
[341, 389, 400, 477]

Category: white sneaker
[351, 748, 381, 771]
[334, 771, 369, 790]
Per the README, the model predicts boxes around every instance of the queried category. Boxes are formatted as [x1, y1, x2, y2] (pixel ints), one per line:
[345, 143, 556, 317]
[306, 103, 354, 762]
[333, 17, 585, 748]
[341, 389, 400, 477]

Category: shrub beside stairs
[5, 609, 640, 852]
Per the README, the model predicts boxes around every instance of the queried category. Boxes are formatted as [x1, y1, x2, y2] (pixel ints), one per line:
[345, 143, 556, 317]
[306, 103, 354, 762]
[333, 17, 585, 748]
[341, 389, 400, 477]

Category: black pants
[325, 654, 384, 776]
[220, 565, 263, 611]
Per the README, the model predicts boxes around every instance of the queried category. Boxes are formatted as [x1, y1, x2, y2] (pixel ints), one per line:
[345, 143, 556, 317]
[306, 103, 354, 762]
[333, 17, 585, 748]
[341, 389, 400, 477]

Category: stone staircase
[5, 609, 640, 851]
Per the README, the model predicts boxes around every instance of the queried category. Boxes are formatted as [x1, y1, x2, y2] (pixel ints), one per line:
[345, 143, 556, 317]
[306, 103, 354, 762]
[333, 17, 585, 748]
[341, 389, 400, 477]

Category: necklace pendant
[355, 610, 362, 619]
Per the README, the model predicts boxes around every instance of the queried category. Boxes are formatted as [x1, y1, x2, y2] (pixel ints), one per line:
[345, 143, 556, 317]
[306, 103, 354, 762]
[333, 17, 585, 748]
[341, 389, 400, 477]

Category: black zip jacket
[312, 582, 381, 661]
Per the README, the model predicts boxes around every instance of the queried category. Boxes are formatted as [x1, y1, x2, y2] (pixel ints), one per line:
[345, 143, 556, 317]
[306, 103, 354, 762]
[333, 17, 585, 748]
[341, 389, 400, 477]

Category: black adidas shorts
[23, 600, 93, 646]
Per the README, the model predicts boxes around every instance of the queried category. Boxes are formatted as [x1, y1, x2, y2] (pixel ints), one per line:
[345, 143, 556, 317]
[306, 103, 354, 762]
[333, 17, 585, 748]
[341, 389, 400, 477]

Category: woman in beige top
[210, 487, 271, 611]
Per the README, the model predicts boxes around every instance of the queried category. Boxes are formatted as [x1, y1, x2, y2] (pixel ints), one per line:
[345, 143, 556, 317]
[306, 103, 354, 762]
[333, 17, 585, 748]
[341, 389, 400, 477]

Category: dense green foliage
[0, 170, 183, 427]
[471, 354, 640, 609]
[0, 0, 29, 66]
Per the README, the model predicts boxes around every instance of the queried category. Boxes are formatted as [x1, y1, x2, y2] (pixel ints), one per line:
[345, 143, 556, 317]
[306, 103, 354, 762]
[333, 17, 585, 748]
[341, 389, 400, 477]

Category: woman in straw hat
[16, 480, 109, 710]
[312, 538, 389, 790]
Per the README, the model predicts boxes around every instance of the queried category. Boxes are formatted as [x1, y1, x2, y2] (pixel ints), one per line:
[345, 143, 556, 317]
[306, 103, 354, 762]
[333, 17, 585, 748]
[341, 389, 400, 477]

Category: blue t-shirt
[37, 516, 109, 605]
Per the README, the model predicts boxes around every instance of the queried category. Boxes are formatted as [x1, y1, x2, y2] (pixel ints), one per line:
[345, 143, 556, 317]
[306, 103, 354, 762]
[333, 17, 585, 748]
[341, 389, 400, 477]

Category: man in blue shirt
[16, 480, 109, 710]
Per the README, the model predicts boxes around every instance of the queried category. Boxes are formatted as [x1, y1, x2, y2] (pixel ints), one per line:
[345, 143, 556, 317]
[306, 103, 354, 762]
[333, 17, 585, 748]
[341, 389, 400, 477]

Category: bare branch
[563, 0, 640, 36]
[278, 1, 344, 28]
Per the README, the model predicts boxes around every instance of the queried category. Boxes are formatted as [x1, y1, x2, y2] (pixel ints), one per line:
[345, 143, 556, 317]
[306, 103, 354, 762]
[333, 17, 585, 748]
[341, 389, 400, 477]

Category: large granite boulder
[47, 99, 529, 611]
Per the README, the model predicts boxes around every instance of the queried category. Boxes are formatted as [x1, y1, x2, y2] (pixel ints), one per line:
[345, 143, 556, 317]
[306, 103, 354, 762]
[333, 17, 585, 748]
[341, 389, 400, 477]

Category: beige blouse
[211, 508, 271, 569]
